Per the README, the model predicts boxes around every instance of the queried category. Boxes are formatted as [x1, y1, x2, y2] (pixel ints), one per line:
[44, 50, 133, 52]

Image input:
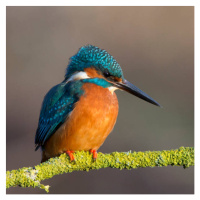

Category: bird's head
[65, 45, 160, 107]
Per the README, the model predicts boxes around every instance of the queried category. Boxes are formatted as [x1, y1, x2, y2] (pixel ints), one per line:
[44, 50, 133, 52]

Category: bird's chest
[74, 83, 119, 129]
[61, 83, 119, 151]
[44, 83, 119, 155]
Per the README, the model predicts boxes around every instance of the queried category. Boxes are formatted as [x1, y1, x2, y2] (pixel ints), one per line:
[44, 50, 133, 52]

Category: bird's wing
[35, 82, 81, 150]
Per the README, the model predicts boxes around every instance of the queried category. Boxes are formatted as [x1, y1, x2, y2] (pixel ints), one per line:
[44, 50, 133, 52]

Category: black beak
[114, 79, 161, 107]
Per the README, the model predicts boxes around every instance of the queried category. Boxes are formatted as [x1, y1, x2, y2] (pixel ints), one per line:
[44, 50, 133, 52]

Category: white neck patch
[66, 72, 90, 83]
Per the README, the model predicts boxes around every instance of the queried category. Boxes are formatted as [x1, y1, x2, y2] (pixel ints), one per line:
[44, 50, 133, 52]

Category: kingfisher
[35, 45, 160, 162]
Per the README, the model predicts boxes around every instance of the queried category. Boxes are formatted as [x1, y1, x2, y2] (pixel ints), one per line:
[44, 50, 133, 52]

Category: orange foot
[90, 149, 98, 160]
[66, 150, 75, 161]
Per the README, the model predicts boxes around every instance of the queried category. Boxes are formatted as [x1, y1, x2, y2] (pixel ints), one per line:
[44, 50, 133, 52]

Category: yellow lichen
[6, 147, 194, 193]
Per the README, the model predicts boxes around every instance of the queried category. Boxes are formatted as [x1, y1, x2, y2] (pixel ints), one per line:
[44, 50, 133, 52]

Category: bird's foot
[66, 150, 75, 161]
[89, 149, 98, 160]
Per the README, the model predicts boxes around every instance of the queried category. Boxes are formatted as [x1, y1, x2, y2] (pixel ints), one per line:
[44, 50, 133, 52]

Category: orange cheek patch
[84, 67, 104, 78]
[84, 67, 123, 83]
[114, 77, 122, 82]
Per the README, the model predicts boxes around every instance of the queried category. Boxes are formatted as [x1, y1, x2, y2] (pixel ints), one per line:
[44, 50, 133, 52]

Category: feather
[35, 81, 84, 149]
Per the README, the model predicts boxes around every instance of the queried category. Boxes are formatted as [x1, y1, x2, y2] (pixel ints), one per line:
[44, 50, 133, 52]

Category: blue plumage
[82, 78, 112, 88]
[35, 81, 84, 149]
[65, 45, 124, 80]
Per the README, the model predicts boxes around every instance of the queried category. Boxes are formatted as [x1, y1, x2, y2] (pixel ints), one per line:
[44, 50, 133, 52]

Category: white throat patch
[108, 86, 118, 94]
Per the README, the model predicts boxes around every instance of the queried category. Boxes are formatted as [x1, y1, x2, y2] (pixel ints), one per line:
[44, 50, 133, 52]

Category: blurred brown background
[6, 6, 194, 194]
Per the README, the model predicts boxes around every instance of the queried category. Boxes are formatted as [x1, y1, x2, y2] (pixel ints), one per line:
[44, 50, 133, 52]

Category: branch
[6, 146, 194, 193]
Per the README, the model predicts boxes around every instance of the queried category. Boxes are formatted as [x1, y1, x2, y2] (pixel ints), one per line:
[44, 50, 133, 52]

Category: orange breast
[42, 83, 119, 161]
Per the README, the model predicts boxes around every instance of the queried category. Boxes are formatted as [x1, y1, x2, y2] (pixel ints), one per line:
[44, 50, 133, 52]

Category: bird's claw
[90, 149, 98, 160]
[66, 150, 75, 162]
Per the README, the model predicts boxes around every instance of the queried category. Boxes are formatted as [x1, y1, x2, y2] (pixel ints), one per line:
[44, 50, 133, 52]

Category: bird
[35, 45, 160, 162]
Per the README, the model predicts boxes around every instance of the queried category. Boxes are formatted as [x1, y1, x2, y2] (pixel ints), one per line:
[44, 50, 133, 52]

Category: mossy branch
[6, 146, 194, 193]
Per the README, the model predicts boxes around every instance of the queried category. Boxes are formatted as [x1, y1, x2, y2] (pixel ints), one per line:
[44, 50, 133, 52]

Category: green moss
[6, 147, 194, 193]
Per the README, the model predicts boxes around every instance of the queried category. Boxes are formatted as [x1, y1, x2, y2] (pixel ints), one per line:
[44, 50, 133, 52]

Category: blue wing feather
[35, 81, 84, 150]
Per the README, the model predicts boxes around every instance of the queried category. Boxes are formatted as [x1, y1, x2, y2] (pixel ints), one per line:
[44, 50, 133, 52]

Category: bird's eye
[103, 69, 111, 77]
[103, 69, 116, 81]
